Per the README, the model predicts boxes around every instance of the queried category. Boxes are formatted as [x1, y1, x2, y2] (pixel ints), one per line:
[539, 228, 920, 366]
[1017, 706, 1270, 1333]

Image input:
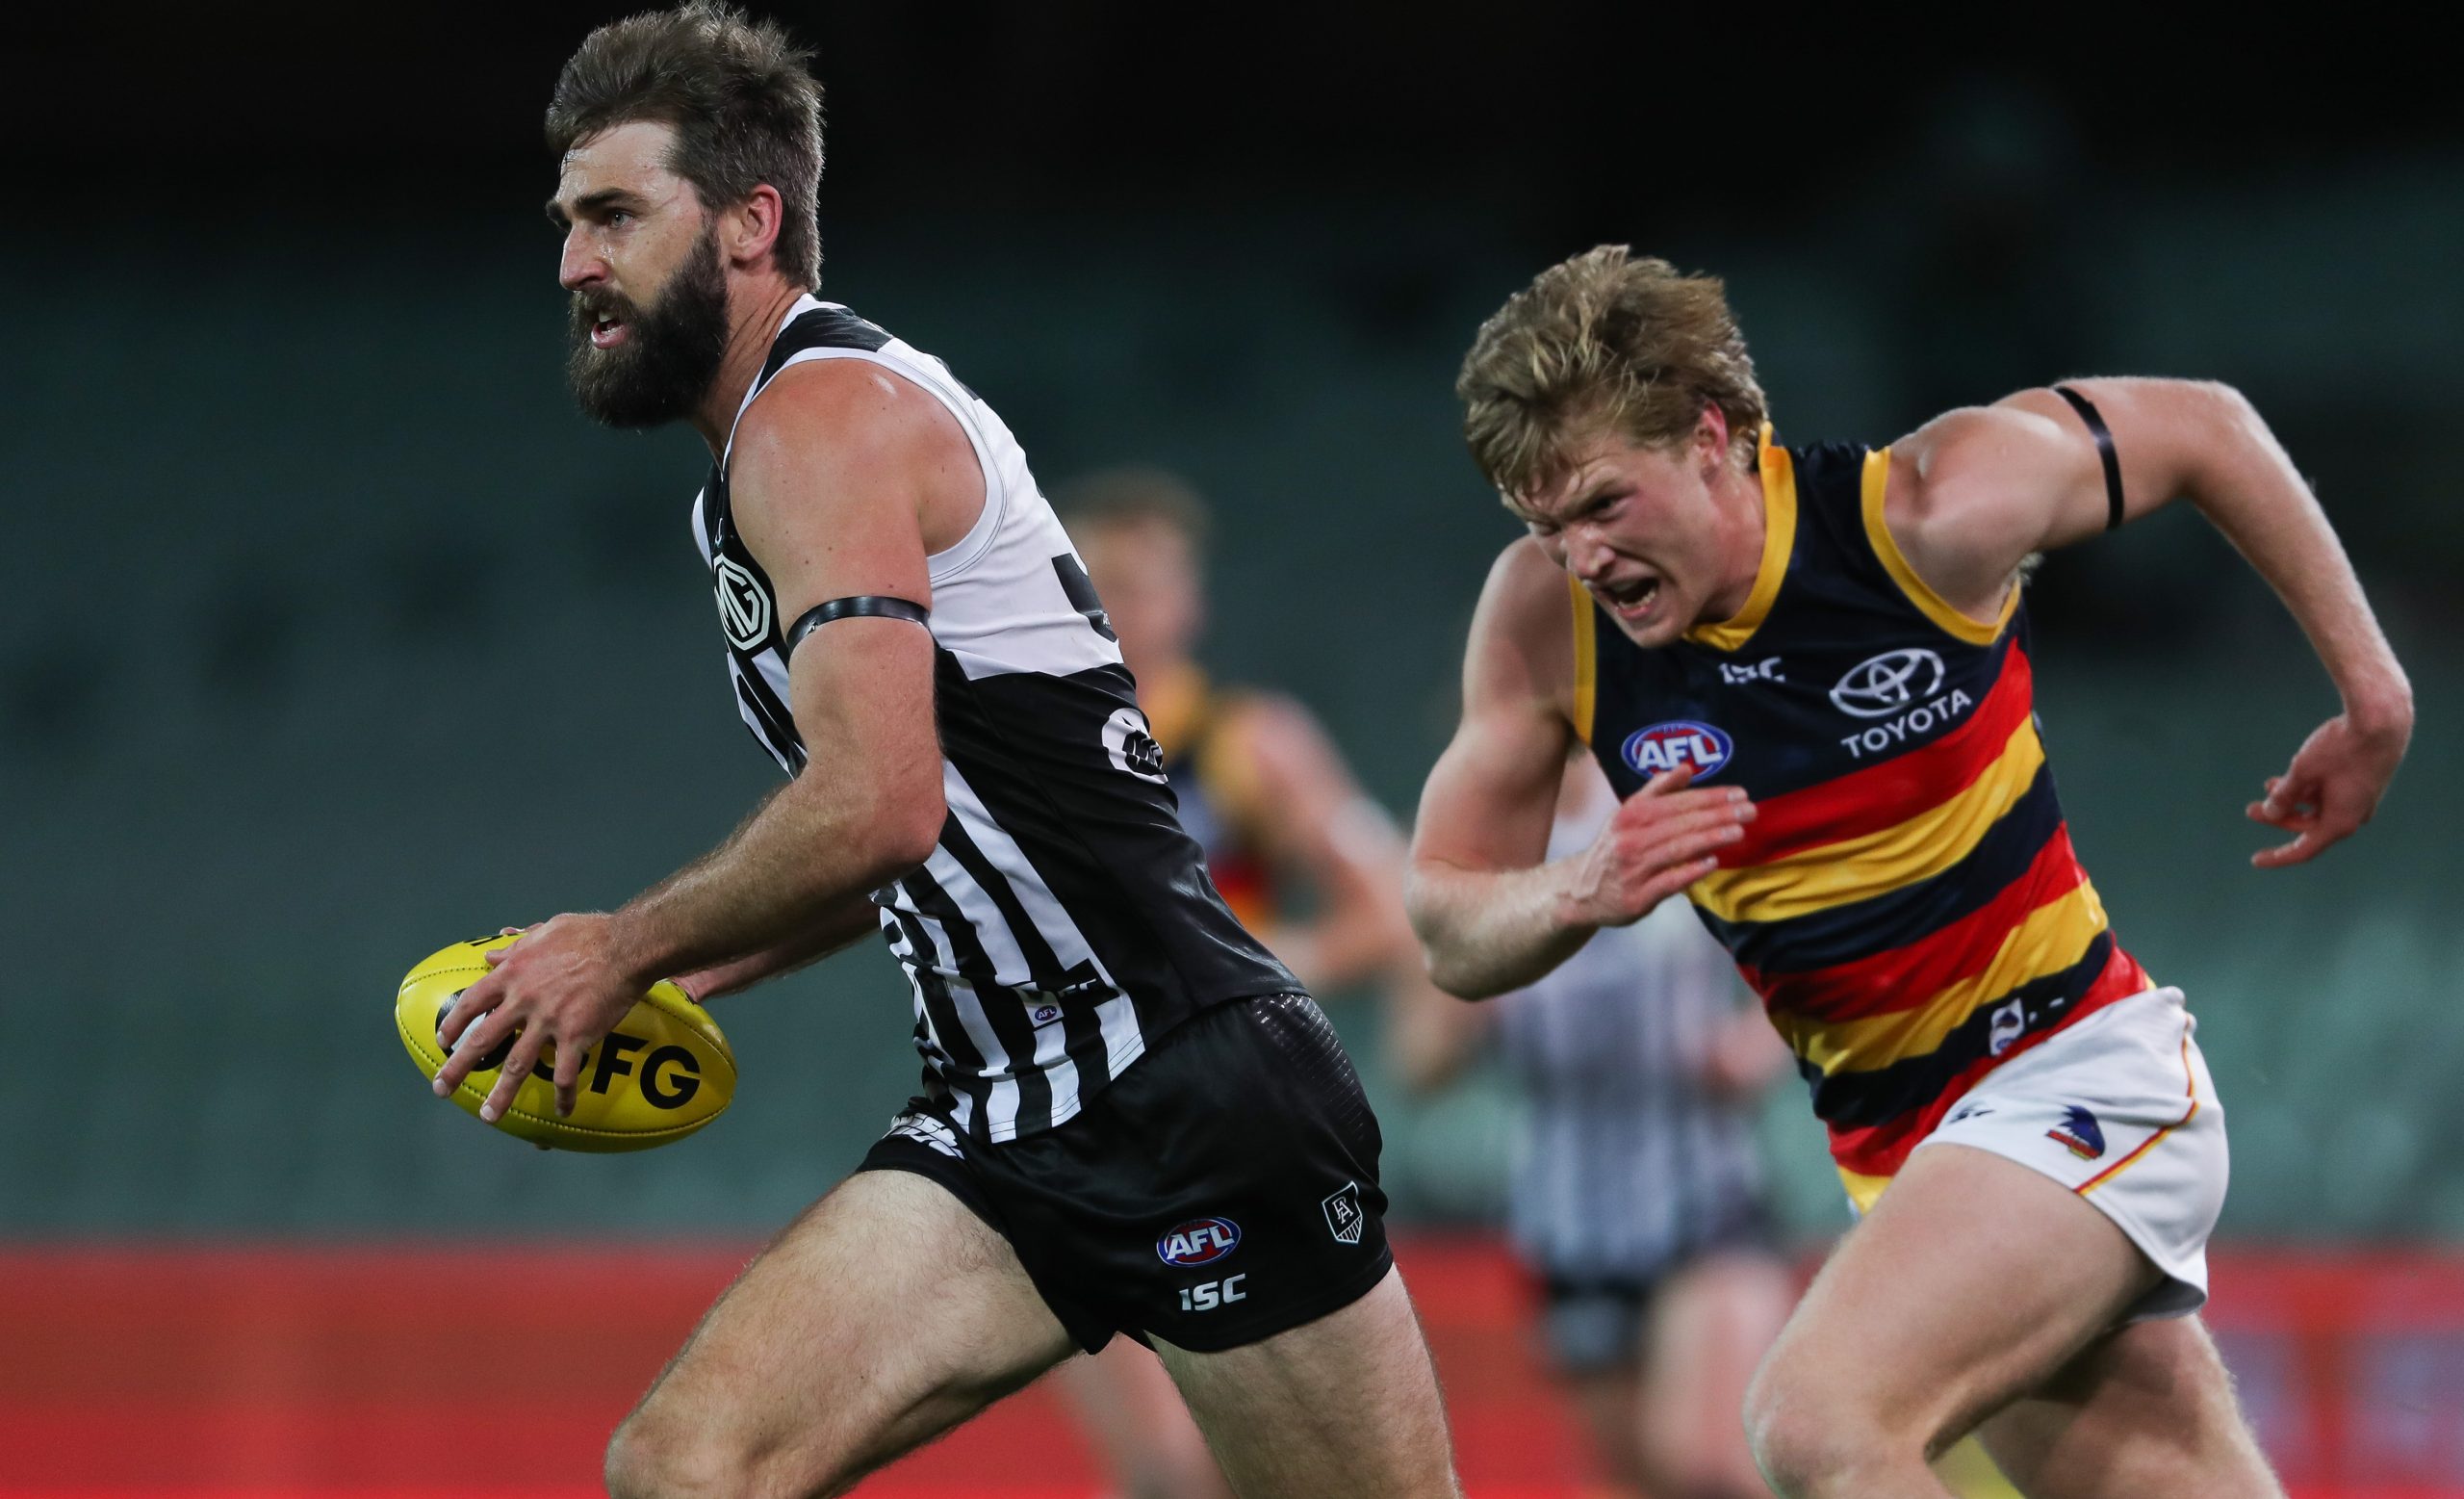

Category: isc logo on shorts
[1621, 720, 1733, 781]
[1156, 1217, 1242, 1267]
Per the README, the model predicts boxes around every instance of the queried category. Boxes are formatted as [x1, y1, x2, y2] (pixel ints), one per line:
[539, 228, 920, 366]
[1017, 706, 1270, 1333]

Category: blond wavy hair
[1456, 246, 1766, 511]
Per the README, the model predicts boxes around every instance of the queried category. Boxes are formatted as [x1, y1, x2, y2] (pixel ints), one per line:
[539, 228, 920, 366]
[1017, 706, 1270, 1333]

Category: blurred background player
[1061, 468, 1421, 988]
[1053, 467, 1442, 1499]
[1390, 746, 1794, 1499]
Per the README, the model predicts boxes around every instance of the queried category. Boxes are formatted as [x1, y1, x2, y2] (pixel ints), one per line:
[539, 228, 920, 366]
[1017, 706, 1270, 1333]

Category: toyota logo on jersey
[1830, 647, 1945, 718]
[1621, 720, 1733, 781]
[1157, 1217, 1242, 1267]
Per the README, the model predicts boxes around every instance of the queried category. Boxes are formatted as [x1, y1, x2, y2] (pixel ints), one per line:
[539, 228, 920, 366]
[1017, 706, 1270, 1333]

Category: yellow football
[395, 934, 736, 1152]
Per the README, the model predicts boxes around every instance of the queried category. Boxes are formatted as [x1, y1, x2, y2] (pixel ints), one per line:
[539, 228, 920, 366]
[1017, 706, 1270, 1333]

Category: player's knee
[1655, 1428, 1769, 1499]
[1742, 1358, 1891, 1499]
[605, 1407, 756, 1499]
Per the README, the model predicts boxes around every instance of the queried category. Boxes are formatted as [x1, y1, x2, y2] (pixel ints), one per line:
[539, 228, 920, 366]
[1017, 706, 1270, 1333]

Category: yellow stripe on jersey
[1838, 1166, 1892, 1214]
[1774, 879, 2113, 1075]
[1691, 716, 2047, 924]
[1567, 574, 1597, 745]
[1685, 426, 1797, 652]
[1861, 448, 2021, 648]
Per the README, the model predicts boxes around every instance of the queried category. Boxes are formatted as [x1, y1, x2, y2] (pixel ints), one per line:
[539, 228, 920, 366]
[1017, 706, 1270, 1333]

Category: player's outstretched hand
[2246, 711, 2409, 868]
[1559, 764, 1756, 928]
[432, 911, 643, 1122]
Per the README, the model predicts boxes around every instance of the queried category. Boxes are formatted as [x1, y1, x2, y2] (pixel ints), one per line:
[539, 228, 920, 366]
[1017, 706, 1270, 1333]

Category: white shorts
[1894, 986, 2227, 1322]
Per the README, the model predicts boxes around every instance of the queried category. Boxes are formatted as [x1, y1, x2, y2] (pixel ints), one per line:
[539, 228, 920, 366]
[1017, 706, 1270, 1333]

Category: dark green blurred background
[3, 5, 2457, 1242]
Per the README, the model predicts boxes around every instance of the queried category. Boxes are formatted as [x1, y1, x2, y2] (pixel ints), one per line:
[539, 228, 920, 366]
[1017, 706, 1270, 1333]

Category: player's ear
[1694, 402, 1732, 477]
[725, 184, 784, 270]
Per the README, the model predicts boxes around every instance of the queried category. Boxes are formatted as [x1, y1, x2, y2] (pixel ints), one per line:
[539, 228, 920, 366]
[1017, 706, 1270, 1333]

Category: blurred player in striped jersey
[1056, 468, 1445, 1499]
[1391, 744, 1794, 1497]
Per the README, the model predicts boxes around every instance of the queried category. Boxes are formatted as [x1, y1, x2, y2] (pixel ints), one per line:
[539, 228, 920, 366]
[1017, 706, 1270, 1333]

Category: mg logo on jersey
[1157, 1217, 1242, 1267]
[712, 554, 772, 652]
[1620, 720, 1733, 782]
[1830, 648, 1944, 718]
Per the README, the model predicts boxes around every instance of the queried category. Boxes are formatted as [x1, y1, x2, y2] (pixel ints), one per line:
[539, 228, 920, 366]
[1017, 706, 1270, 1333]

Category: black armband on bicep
[785, 595, 931, 655]
[2051, 384, 2125, 532]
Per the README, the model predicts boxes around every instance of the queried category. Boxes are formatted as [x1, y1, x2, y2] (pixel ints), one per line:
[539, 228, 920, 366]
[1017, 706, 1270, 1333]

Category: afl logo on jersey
[1157, 1217, 1242, 1267]
[1621, 720, 1733, 781]
[712, 554, 773, 652]
[1830, 647, 1945, 718]
[1103, 706, 1169, 785]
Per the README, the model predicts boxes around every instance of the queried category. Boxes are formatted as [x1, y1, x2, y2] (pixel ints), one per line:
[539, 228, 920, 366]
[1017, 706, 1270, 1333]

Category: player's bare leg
[604, 1169, 1075, 1499]
[1057, 1338, 1233, 1499]
[1153, 1265, 1460, 1498]
[1558, 1364, 1650, 1494]
[1978, 1314, 2279, 1499]
[1643, 1250, 1794, 1499]
[1742, 1143, 2259, 1499]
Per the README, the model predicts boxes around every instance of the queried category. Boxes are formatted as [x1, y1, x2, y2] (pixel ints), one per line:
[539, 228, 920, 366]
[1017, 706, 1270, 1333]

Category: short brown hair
[1456, 246, 1765, 507]
[547, 2, 824, 286]
[1053, 466, 1213, 549]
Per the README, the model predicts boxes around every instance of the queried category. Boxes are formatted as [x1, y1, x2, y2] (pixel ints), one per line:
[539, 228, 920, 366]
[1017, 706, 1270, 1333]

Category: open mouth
[1592, 575, 1662, 620]
[590, 313, 629, 349]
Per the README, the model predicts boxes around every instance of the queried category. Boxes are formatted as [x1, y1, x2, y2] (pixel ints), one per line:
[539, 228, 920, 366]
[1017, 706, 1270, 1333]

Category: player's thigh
[1979, 1313, 2280, 1499]
[1747, 1143, 2157, 1460]
[1054, 1338, 1232, 1499]
[1643, 1249, 1794, 1488]
[609, 1168, 1075, 1497]
[1154, 1264, 1460, 1499]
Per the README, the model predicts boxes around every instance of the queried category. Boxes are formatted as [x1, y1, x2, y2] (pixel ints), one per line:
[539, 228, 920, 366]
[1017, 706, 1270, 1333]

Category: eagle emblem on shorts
[2046, 1105, 2106, 1161]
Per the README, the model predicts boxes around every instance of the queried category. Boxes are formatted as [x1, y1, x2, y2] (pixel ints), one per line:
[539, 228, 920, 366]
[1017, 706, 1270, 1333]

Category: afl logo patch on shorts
[1621, 720, 1733, 781]
[1157, 1217, 1242, 1267]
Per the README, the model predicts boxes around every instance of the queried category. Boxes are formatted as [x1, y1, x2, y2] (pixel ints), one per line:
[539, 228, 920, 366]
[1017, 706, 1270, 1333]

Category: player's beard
[565, 226, 731, 429]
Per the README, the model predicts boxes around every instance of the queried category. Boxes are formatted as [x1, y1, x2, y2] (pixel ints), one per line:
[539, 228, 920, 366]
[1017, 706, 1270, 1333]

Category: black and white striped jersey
[690, 297, 1297, 1143]
[1494, 803, 1767, 1281]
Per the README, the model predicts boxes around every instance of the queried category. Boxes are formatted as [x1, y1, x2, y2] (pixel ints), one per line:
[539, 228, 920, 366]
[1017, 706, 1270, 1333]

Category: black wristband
[786, 595, 931, 655]
[2051, 385, 2125, 532]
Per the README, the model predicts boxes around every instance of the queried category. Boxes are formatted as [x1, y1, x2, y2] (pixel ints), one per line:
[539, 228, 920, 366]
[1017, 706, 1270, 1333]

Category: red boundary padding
[0, 1238, 2456, 1496]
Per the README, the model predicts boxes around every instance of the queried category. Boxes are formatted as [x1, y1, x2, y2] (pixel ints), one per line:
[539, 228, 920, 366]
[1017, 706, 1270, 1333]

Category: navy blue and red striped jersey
[1575, 428, 2150, 1201]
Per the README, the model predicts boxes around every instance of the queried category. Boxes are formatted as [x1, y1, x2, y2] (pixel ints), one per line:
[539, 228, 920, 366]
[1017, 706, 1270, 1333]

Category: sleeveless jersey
[1495, 803, 1766, 1283]
[691, 297, 1296, 1144]
[1574, 427, 2152, 1192]
[1146, 670, 1276, 933]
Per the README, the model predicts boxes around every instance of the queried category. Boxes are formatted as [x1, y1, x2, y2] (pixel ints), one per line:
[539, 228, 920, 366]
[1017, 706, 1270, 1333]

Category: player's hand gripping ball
[395, 934, 736, 1151]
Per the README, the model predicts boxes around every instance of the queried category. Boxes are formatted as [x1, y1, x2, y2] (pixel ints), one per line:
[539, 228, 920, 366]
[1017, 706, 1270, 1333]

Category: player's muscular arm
[603, 360, 963, 973]
[1405, 542, 1755, 999]
[1894, 377, 2411, 866]
[437, 361, 971, 1121]
[670, 892, 883, 1003]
